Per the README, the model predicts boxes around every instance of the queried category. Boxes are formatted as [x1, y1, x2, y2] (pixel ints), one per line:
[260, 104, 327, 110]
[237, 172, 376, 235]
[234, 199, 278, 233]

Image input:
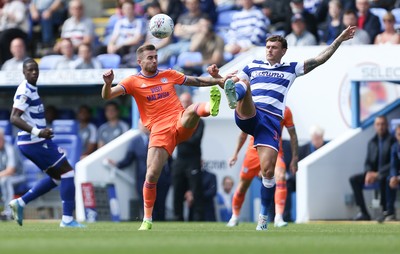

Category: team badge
[161, 78, 168, 83]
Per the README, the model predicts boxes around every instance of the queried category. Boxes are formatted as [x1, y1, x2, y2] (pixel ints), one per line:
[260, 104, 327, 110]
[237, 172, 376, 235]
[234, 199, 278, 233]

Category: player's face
[23, 62, 39, 85]
[265, 41, 286, 64]
[139, 50, 158, 74]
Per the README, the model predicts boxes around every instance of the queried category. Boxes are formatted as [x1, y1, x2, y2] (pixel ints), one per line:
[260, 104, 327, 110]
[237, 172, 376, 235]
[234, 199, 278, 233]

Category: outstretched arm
[184, 75, 226, 88]
[228, 131, 248, 167]
[304, 26, 356, 74]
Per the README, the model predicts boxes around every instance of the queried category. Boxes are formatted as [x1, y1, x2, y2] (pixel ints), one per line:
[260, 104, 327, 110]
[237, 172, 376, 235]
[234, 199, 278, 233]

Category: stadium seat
[57, 109, 76, 120]
[391, 8, 400, 29]
[0, 120, 13, 144]
[38, 55, 64, 70]
[390, 118, 400, 133]
[176, 52, 203, 68]
[215, 10, 239, 43]
[96, 54, 121, 69]
[22, 158, 43, 190]
[52, 120, 81, 166]
[370, 7, 387, 31]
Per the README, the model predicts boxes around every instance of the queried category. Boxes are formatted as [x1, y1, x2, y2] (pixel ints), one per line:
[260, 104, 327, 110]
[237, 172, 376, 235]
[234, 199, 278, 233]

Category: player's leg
[139, 146, 169, 230]
[9, 142, 58, 226]
[181, 88, 221, 127]
[46, 160, 85, 228]
[257, 146, 278, 231]
[274, 159, 288, 227]
[226, 177, 252, 227]
[224, 79, 256, 119]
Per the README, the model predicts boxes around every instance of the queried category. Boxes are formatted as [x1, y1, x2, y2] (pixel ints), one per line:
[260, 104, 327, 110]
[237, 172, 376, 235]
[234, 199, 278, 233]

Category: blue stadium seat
[215, 10, 238, 43]
[22, 159, 43, 190]
[176, 52, 203, 68]
[52, 120, 81, 166]
[392, 8, 400, 29]
[39, 55, 64, 70]
[96, 54, 121, 69]
[0, 120, 13, 144]
[57, 109, 76, 120]
[370, 7, 387, 31]
[390, 118, 400, 133]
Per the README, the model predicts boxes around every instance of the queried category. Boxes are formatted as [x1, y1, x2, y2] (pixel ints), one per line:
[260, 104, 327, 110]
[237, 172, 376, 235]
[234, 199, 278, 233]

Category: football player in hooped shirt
[102, 44, 230, 230]
[208, 26, 356, 230]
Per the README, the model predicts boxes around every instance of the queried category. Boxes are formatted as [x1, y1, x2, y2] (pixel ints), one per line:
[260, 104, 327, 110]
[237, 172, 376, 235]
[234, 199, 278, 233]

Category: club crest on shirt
[19, 95, 28, 104]
[160, 78, 168, 83]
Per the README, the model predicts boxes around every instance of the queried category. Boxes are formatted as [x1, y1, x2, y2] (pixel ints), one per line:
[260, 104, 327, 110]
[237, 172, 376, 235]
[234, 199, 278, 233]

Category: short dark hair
[23, 58, 38, 70]
[136, 44, 156, 59]
[266, 35, 288, 49]
[105, 101, 119, 111]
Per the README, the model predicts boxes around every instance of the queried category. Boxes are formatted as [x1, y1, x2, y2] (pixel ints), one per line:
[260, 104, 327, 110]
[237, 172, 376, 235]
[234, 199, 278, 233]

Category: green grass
[0, 221, 400, 254]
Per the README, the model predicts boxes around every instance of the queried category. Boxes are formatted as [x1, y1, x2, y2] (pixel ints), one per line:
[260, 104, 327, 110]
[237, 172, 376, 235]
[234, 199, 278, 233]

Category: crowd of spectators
[1, 0, 400, 72]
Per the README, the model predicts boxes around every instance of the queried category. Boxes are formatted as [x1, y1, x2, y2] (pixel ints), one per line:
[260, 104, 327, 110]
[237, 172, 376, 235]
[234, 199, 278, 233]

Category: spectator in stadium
[106, 1, 146, 67]
[9, 58, 85, 228]
[374, 11, 400, 44]
[320, 0, 343, 45]
[384, 124, 400, 222]
[157, 0, 205, 64]
[298, 124, 327, 160]
[201, 168, 217, 221]
[29, 0, 66, 50]
[1, 37, 28, 71]
[341, 9, 370, 45]
[287, 0, 320, 43]
[172, 92, 205, 221]
[0, 128, 25, 221]
[45, 105, 58, 128]
[101, 43, 228, 230]
[102, 0, 131, 46]
[77, 105, 97, 159]
[225, 107, 298, 228]
[216, 175, 234, 222]
[53, 0, 95, 53]
[143, 1, 172, 55]
[214, 0, 237, 13]
[285, 13, 318, 46]
[73, 43, 102, 69]
[0, 0, 29, 65]
[179, 16, 225, 76]
[349, 115, 396, 221]
[106, 120, 171, 221]
[54, 38, 77, 69]
[97, 101, 129, 148]
[224, 0, 270, 55]
[208, 26, 356, 230]
[262, 0, 292, 32]
[355, 0, 382, 43]
[157, 0, 184, 24]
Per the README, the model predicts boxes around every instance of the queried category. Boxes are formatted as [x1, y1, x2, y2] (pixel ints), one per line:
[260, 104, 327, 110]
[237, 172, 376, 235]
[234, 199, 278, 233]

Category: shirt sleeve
[13, 87, 30, 112]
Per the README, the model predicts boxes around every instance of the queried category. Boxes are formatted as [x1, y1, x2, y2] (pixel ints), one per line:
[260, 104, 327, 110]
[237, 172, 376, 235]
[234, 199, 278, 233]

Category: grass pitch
[0, 220, 399, 254]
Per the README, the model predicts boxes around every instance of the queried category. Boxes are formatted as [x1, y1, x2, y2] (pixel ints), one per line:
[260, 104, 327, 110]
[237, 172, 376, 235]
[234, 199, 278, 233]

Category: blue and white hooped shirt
[237, 60, 305, 118]
[12, 80, 46, 145]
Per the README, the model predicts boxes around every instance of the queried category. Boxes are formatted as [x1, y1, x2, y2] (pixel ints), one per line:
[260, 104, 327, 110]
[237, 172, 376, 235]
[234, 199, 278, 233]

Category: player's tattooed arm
[184, 76, 224, 87]
[304, 26, 356, 74]
[304, 40, 341, 74]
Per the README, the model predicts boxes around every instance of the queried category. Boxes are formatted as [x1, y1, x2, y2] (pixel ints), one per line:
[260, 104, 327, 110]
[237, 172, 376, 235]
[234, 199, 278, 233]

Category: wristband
[31, 127, 41, 136]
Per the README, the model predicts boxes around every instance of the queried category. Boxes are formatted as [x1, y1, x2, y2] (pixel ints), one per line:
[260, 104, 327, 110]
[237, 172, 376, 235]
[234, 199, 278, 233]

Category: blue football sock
[21, 176, 58, 204]
[235, 82, 247, 101]
[260, 184, 276, 216]
[60, 177, 75, 216]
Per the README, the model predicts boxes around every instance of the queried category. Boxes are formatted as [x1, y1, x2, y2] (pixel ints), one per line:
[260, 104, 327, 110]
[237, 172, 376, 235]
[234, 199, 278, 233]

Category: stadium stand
[97, 53, 121, 69]
[38, 55, 64, 70]
[370, 7, 388, 31]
